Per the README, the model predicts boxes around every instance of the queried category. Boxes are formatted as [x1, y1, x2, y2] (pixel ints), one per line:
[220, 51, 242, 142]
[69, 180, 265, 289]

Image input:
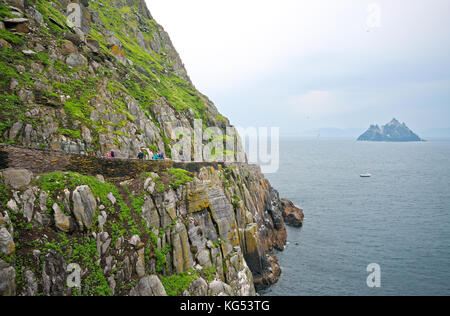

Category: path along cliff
[0, 0, 303, 296]
[0, 145, 293, 296]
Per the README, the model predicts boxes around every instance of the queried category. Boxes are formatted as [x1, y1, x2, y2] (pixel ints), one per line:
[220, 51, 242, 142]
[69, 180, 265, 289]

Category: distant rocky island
[358, 119, 425, 142]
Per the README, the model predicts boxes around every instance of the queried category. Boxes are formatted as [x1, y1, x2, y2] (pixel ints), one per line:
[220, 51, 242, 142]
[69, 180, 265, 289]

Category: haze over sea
[261, 138, 450, 296]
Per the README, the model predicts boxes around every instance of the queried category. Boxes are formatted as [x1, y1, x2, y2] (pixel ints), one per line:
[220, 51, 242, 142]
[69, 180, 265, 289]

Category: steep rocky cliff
[0, 146, 287, 296]
[0, 0, 238, 158]
[0, 0, 295, 296]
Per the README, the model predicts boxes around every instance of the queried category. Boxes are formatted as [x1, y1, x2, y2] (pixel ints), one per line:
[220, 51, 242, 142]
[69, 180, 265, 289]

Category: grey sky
[147, 0, 450, 136]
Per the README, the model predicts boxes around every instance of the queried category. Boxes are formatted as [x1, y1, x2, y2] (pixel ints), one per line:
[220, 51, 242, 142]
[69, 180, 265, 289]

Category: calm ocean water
[261, 138, 450, 296]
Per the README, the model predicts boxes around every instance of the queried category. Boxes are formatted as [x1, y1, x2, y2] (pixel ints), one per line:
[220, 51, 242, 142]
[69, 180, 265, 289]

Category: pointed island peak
[358, 119, 425, 142]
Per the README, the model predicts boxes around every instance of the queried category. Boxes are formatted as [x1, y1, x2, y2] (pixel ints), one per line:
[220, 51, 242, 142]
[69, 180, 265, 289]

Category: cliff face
[0, 0, 293, 296]
[0, 146, 286, 296]
[0, 0, 237, 158]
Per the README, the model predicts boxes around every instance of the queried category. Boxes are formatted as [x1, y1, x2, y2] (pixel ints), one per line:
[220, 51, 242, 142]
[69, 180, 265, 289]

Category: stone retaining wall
[0, 145, 251, 178]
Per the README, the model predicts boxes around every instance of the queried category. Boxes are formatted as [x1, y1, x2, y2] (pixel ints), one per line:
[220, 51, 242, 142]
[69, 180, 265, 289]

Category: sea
[260, 138, 450, 296]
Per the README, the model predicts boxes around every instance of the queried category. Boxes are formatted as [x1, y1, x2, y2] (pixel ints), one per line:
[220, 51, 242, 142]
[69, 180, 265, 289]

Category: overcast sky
[146, 0, 450, 136]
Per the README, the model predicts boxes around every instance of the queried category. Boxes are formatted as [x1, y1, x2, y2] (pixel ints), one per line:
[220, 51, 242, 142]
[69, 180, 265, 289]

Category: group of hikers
[106, 151, 165, 161]
[138, 152, 165, 160]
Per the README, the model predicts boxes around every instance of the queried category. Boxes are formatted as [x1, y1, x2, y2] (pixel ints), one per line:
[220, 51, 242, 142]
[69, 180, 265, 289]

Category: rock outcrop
[0, 160, 292, 296]
[281, 199, 304, 227]
[358, 119, 424, 142]
[0, 0, 304, 296]
[0, 0, 235, 160]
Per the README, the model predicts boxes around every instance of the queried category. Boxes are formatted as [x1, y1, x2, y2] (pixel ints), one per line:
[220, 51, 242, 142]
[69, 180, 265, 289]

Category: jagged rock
[60, 41, 78, 56]
[64, 33, 83, 46]
[21, 187, 36, 222]
[0, 259, 16, 296]
[208, 280, 232, 296]
[72, 185, 97, 230]
[141, 196, 159, 228]
[136, 248, 145, 278]
[22, 270, 38, 296]
[9, 78, 19, 90]
[39, 191, 48, 212]
[53, 203, 74, 233]
[0, 212, 13, 236]
[171, 221, 194, 274]
[81, 126, 92, 143]
[8, 121, 23, 140]
[42, 249, 68, 296]
[0, 0, 298, 297]
[67, 2, 92, 35]
[66, 53, 88, 68]
[281, 199, 304, 227]
[3, 17, 28, 24]
[107, 192, 116, 205]
[25, 7, 44, 25]
[102, 238, 111, 255]
[2, 168, 33, 189]
[108, 275, 116, 296]
[0, 228, 15, 256]
[86, 38, 100, 53]
[188, 277, 208, 296]
[96, 175, 105, 183]
[128, 235, 141, 248]
[129, 275, 167, 296]
[22, 49, 36, 56]
[0, 38, 11, 49]
[98, 211, 107, 231]
[7, 200, 19, 213]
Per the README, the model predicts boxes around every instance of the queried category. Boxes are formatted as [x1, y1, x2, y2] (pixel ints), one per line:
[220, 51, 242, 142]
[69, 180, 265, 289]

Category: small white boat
[360, 173, 372, 178]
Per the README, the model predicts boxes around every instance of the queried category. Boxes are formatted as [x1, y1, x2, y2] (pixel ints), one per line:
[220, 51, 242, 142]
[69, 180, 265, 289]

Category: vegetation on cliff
[0, 0, 231, 158]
